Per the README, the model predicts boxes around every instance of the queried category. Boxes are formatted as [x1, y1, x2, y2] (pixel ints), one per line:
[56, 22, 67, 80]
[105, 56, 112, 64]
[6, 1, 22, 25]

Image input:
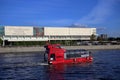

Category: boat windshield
[55, 45, 61, 48]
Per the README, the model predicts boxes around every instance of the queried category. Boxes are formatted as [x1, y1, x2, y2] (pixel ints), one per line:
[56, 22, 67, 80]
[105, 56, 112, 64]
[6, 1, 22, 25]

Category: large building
[0, 26, 96, 46]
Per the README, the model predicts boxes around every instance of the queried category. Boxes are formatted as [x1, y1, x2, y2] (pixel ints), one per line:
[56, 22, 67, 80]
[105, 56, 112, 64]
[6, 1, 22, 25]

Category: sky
[0, 0, 120, 37]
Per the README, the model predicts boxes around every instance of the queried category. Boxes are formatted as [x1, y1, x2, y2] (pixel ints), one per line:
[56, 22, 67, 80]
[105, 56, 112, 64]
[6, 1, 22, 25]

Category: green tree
[97, 36, 103, 42]
[90, 34, 96, 42]
[108, 37, 116, 41]
[116, 37, 120, 41]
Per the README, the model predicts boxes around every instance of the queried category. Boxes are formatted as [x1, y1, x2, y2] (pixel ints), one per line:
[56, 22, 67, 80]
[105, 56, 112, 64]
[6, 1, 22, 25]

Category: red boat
[44, 44, 93, 64]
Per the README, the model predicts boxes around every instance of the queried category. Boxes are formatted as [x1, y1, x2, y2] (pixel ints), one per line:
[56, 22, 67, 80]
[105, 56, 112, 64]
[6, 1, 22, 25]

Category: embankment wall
[0, 45, 120, 53]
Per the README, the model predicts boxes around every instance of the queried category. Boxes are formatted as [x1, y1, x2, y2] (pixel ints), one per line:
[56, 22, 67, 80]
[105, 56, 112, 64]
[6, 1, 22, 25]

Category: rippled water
[0, 50, 120, 80]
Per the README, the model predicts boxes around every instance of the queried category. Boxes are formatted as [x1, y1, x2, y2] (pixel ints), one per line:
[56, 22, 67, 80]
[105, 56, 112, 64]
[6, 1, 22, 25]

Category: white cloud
[76, 0, 119, 24]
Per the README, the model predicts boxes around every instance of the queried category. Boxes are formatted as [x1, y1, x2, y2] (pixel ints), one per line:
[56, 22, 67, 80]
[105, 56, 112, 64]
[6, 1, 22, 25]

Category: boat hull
[49, 56, 93, 64]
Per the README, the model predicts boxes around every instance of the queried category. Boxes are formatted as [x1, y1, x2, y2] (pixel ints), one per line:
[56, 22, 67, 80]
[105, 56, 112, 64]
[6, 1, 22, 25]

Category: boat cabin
[44, 44, 93, 64]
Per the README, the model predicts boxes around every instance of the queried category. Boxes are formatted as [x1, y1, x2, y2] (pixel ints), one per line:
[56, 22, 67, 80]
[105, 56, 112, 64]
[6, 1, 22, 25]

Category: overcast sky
[0, 0, 120, 37]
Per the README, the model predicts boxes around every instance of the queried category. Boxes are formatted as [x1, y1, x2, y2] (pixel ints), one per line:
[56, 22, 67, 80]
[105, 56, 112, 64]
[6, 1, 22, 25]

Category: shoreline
[0, 45, 120, 53]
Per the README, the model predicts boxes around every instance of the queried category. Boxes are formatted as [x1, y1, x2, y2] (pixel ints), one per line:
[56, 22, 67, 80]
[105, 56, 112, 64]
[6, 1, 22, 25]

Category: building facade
[0, 26, 96, 46]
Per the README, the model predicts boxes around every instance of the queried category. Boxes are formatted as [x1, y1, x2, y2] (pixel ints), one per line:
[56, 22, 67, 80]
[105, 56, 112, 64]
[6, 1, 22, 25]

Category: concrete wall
[0, 45, 120, 53]
[5, 26, 33, 36]
[69, 28, 96, 36]
[44, 27, 69, 36]
[44, 27, 96, 36]
[3, 26, 96, 37]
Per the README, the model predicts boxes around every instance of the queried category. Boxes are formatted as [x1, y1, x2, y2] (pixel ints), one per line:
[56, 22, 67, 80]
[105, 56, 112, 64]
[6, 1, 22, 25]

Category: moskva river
[0, 50, 120, 80]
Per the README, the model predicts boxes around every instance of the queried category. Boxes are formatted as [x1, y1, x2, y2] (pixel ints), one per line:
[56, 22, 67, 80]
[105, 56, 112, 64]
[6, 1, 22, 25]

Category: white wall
[69, 28, 96, 36]
[44, 27, 96, 36]
[5, 26, 33, 36]
[44, 27, 69, 36]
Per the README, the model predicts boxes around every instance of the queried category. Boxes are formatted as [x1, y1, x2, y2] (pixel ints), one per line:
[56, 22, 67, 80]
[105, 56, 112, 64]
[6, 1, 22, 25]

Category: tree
[97, 36, 103, 42]
[90, 34, 96, 41]
[108, 37, 116, 41]
[116, 37, 120, 41]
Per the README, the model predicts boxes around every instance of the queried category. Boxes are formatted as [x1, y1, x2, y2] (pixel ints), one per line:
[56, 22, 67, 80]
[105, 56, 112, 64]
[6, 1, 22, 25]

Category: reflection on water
[0, 50, 120, 80]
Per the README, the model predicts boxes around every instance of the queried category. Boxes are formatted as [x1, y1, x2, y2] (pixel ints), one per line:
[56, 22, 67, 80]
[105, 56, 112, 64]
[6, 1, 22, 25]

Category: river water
[0, 50, 120, 80]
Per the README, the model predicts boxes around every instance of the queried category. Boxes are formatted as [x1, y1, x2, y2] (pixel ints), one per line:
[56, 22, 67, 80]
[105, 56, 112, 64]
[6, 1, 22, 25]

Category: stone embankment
[0, 45, 120, 53]
[64, 45, 120, 50]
